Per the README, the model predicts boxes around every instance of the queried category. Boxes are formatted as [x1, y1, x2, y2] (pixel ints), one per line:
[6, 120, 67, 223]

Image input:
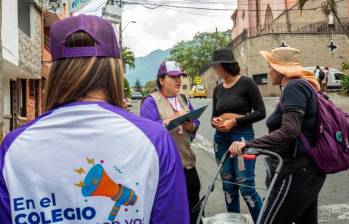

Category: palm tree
[121, 47, 135, 99]
[121, 47, 135, 72]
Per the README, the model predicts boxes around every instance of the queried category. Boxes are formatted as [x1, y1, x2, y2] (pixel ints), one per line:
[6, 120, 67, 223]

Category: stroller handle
[243, 147, 283, 173]
[243, 147, 284, 224]
[195, 147, 283, 224]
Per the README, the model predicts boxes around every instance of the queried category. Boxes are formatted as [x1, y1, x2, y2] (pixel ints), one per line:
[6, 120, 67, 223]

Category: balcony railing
[232, 21, 349, 47]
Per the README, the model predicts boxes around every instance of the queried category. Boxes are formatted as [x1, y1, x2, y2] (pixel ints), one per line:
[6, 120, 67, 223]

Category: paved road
[130, 97, 349, 223]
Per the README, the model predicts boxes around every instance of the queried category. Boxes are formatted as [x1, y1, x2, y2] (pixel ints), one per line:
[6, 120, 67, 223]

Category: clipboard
[166, 105, 208, 130]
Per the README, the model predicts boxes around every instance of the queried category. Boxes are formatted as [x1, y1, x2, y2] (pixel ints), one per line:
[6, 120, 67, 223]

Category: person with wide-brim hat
[230, 46, 326, 223]
[210, 48, 266, 222]
[259, 47, 320, 90]
[0, 15, 190, 224]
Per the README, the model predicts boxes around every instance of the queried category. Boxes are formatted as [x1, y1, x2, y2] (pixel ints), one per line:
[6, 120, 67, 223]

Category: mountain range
[125, 49, 171, 86]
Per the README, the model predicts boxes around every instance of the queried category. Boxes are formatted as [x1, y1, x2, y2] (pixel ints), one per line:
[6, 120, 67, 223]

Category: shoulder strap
[179, 94, 188, 105]
[279, 80, 318, 157]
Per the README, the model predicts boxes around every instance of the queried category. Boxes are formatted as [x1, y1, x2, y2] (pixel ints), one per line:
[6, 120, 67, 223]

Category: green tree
[121, 47, 135, 98]
[124, 78, 131, 98]
[122, 47, 136, 72]
[169, 31, 231, 78]
[341, 61, 349, 95]
[143, 80, 157, 95]
[134, 78, 143, 92]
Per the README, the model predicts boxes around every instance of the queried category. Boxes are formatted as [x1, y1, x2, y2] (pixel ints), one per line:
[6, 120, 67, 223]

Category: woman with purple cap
[0, 15, 189, 224]
[140, 61, 202, 224]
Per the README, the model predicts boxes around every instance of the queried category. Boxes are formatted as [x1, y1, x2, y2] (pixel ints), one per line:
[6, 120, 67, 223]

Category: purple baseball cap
[157, 61, 187, 77]
[50, 14, 120, 61]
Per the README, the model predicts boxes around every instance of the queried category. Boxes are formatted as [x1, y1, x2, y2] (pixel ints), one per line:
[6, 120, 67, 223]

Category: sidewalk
[329, 93, 349, 112]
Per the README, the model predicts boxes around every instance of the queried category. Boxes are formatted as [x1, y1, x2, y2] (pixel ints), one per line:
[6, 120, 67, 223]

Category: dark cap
[210, 48, 237, 65]
[50, 14, 120, 61]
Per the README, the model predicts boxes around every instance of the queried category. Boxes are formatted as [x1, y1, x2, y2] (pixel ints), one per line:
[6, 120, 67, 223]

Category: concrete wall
[232, 33, 349, 96]
[231, 0, 349, 96]
[232, 0, 298, 39]
[275, 0, 349, 24]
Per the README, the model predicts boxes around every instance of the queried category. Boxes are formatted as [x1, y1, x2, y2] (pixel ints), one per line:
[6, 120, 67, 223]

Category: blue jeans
[214, 126, 262, 223]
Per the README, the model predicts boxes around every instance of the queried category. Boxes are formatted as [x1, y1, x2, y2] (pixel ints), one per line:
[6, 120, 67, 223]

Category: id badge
[177, 125, 183, 135]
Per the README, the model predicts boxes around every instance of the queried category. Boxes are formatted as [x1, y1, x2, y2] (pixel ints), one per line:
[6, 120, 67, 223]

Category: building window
[252, 74, 268, 85]
[182, 84, 188, 90]
[265, 5, 273, 26]
[18, 1, 31, 37]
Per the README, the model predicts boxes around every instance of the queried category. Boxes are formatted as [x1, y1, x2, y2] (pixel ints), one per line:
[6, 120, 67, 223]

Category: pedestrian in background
[314, 65, 324, 89]
[0, 15, 189, 224]
[230, 46, 326, 224]
[140, 61, 202, 224]
[210, 48, 266, 223]
[322, 66, 329, 94]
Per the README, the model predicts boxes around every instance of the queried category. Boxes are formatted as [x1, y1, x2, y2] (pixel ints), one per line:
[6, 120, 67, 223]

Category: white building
[1, 0, 44, 138]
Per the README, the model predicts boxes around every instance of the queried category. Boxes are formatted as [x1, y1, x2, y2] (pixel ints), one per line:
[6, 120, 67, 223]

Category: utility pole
[0, 0, 4, 141]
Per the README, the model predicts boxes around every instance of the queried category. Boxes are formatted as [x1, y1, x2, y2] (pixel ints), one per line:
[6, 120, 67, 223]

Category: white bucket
[203, 213, 253, 224]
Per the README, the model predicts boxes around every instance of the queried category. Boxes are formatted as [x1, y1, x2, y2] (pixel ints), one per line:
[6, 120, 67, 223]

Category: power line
[162, 6, 228, 17]
[127, 0, 313, 7]
[125, 0, 321, 11]
[134, 0, 301, 6]
[125, 1, 236, 10]
[125, 0, 347, 11]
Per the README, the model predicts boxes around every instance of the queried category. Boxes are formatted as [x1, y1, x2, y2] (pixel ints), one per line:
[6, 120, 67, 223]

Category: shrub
[342, 75, 349, 96]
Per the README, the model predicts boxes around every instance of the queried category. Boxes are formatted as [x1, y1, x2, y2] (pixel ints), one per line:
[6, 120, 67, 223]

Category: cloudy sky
[80, 0, 236, 57]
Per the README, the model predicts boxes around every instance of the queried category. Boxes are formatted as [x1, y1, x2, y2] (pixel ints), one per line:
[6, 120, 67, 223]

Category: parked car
[307, 67, 348, 89]
[189, 85, 207, 98]
[131, 92, 143, 100]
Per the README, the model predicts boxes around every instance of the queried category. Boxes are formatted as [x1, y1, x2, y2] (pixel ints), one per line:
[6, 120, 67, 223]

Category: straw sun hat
[259, 47, 320, 90]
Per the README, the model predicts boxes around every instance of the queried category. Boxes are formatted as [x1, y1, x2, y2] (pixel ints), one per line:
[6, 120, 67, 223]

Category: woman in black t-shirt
[230, 47, 326, 224]
[210, 48, 266, 222]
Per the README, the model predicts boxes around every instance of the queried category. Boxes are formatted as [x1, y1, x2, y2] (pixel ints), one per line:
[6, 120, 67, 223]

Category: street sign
[194, 76, 202, 84]
[102, 4, 122, 24]
[69, 0, 92, 13]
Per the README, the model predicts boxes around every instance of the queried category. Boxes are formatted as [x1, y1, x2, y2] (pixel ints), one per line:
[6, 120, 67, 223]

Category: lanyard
[160, 92, 179, 112]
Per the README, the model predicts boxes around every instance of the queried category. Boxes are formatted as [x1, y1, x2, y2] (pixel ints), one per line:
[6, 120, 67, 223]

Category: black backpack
[318, 70, 325, 80]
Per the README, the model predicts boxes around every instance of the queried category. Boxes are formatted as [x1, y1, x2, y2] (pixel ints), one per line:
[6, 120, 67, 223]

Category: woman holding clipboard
[140, 61, 202, 224]
[210, 49, 266, 222]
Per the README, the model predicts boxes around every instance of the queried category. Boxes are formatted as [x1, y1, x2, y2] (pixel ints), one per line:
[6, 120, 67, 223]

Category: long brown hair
[45, 31, 124, 111]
